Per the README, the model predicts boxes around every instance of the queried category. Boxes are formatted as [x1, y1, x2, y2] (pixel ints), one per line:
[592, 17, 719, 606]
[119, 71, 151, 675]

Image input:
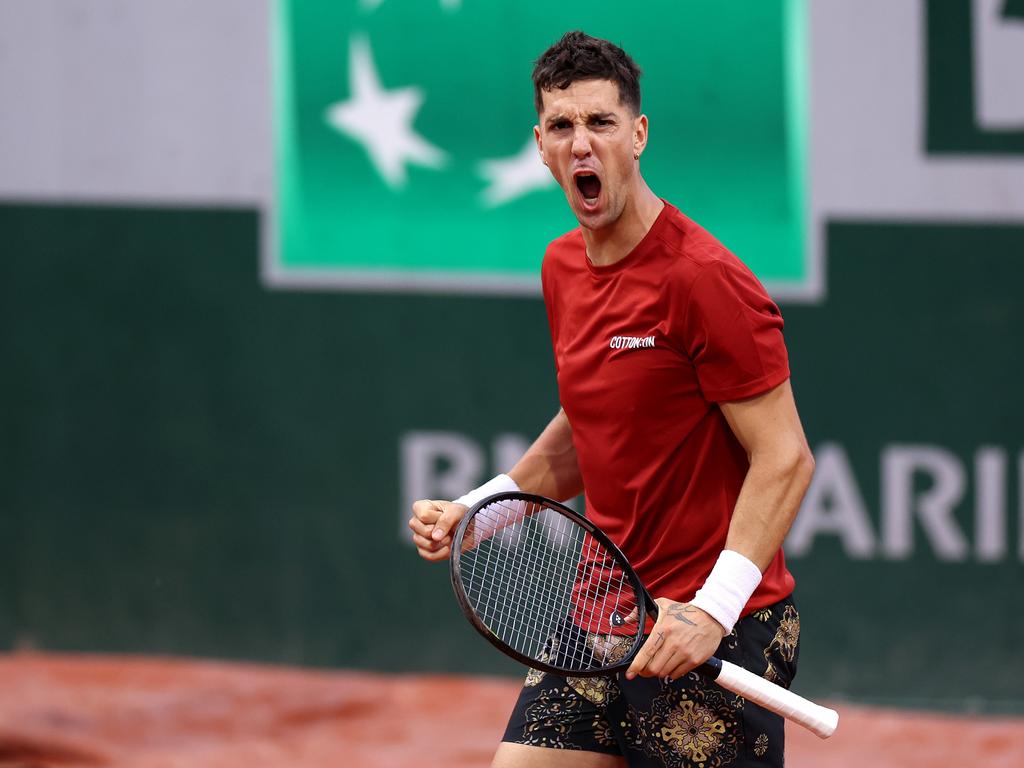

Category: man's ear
[633, 114, 649, 159]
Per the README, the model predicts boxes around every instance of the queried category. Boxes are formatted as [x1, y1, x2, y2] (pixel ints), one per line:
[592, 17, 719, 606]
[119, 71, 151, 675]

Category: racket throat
[697, 656, 722, 679]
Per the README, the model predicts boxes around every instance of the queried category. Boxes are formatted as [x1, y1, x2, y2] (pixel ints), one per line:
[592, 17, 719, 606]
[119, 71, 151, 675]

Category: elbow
[776, 442, 815, 526]
[795, 443, 815, 491]
[770, 439, 815, 491]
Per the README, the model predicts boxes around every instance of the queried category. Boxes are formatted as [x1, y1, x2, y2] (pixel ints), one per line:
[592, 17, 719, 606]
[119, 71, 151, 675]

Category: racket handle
[701, 658, 839, 739]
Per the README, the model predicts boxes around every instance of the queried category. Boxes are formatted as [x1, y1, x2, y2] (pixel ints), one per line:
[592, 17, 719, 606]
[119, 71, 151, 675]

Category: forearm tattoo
[666, 603, 699, 626]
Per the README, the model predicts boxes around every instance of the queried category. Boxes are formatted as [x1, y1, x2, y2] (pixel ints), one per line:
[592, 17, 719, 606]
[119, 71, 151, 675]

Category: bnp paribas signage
[271, 0, 809, 297]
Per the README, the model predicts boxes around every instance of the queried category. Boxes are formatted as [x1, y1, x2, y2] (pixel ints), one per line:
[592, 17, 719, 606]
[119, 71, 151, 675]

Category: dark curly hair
[532, 31, 643, 115]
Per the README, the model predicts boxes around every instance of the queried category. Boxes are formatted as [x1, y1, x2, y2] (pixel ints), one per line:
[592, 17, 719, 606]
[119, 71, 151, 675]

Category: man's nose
[571, 126, 592, 158]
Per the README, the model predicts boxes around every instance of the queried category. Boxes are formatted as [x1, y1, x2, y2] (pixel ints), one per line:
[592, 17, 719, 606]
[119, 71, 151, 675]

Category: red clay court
[1, 653, 1021, 768]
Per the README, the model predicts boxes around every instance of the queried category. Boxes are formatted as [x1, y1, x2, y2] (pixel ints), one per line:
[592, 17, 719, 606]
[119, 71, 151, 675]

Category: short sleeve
[681, 259, 790, 402]
[541, 249, 560, 376]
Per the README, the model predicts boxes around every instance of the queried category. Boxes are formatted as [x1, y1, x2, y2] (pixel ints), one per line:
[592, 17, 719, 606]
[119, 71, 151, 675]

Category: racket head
[450, 491, 653, 677]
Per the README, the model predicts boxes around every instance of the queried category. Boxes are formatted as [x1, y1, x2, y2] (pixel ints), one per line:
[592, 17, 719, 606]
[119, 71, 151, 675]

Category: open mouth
[574, 172, 602, 206]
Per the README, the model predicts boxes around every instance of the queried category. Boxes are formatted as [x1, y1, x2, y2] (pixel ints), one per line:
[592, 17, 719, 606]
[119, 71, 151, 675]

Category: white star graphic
[478, 138, 556, 207]
[325, 36, 447, 189]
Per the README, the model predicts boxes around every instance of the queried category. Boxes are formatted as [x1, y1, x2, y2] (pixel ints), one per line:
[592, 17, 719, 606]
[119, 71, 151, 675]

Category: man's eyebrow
[545, 111, 617, 127]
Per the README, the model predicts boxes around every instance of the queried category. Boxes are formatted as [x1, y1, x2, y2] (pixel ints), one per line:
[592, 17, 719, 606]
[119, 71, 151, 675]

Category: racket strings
[464, 503, 541, 655]
[464, 501, 580, 664]
[470, 501, 579, 661]
[458, 499, 641, 673]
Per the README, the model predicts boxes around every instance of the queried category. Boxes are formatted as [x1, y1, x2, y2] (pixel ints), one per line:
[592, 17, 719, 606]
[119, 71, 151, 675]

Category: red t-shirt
[542, 202, 795, 617]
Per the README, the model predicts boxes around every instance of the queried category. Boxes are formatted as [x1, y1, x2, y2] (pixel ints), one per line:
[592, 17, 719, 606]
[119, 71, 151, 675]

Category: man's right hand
[408, 499, 469, 561]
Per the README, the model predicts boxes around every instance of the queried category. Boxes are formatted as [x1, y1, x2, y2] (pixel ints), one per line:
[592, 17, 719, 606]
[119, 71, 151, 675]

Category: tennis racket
[449, 491, 838, 739]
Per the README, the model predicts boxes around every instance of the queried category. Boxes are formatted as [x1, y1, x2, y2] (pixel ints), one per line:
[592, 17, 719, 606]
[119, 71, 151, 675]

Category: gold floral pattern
[567, 675, 617, 706]
[761, 604, 799, 685]
[724, 627, 740, 652]
[752, 608, 773, 622]
[509, 601, 797, 761]
[592, 714, 617, 748]
[766, 604, 800, 663]
[536, 634, 560, 665]
[519, 686, 585, 750]
[525, 667, 545, 687]
[623, 685, 739, 768]
[587, 632, 635, 666]
[660, 700, 727, 765]
[754, 732, 769, 757]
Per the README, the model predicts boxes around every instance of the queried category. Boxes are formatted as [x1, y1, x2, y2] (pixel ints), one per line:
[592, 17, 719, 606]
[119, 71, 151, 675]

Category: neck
[583, 182, 664, 267]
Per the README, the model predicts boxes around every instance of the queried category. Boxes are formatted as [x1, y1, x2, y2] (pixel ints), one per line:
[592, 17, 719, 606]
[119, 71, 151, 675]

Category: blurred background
[1, 0, 1022, 765]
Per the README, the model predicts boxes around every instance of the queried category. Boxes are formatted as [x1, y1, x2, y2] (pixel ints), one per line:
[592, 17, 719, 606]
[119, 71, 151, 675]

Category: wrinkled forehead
[538, 78, 630, 119]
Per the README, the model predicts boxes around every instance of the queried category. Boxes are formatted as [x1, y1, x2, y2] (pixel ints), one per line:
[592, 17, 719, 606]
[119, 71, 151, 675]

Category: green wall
[1, 203, 1022, 712]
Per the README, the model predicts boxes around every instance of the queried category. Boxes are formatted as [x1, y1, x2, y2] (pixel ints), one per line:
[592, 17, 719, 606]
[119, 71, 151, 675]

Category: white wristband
[689, 550, 763, 634]
[454, 473, 520, 509]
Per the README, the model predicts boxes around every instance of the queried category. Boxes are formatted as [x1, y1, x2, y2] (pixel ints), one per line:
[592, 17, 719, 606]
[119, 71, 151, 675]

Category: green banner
[272, 0, 809, 295]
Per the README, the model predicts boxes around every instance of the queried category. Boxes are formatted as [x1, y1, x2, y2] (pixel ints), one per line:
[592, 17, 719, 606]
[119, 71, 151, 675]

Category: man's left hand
[624, 599, 726, 681]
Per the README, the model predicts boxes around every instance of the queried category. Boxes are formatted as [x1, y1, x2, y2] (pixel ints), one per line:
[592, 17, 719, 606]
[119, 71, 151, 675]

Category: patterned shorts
[502, 597, 800, 768]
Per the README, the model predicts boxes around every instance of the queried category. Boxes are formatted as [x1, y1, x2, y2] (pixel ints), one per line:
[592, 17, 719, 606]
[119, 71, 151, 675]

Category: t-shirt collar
[584, 200, 674, 277]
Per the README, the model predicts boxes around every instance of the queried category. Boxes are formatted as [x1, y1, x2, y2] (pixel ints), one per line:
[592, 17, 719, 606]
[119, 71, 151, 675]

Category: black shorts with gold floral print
[502, 596, 800, 768]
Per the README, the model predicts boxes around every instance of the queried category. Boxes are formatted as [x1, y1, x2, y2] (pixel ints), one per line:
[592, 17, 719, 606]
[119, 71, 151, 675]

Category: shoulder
[658, 205, 732, 273]
[657, 205, 768, 299]
[540, 227, 584, 314]
[541, 226, 586, 294]
[543, 227, 584, 267]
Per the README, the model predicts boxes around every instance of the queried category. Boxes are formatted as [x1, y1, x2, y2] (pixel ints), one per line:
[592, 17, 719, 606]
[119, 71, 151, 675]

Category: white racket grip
[715, 660, 839, 739]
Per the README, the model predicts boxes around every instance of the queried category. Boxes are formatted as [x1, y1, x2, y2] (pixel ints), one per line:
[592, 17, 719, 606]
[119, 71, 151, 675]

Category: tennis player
[410, 31, 814, 768]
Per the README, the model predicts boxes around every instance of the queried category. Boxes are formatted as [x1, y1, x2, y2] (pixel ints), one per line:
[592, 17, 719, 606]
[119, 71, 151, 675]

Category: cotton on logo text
[609, 336, 656, 350]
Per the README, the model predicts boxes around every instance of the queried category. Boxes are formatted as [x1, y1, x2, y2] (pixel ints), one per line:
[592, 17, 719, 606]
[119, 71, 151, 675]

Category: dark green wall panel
[1, 203, 1022, 711]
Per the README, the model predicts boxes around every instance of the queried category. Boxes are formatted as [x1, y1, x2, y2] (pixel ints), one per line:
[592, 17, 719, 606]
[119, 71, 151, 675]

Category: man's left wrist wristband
[689, 550, 763, 634]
